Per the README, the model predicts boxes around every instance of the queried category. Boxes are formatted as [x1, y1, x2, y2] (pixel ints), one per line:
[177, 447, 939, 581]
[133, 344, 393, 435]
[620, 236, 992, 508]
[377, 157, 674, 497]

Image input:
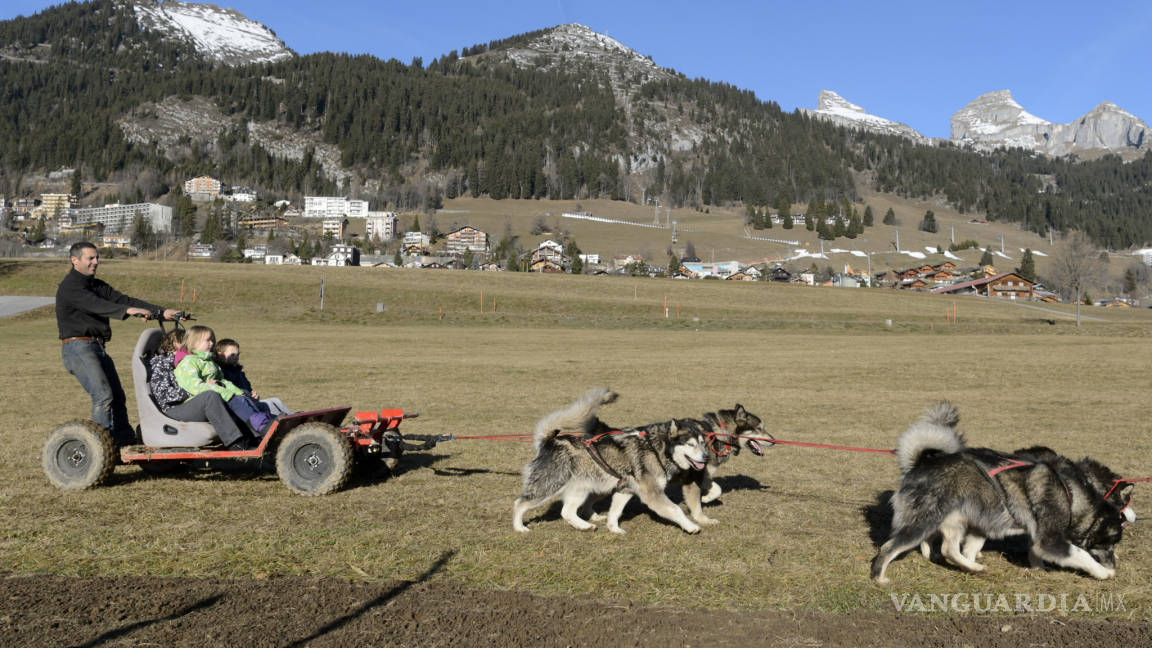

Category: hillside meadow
[2, 258, 1151, 616]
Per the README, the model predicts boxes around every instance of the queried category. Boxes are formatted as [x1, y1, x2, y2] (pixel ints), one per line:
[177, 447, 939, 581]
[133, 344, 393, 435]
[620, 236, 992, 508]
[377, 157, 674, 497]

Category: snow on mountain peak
[805, 90, 927, 143]
[132, 0, 293, 66]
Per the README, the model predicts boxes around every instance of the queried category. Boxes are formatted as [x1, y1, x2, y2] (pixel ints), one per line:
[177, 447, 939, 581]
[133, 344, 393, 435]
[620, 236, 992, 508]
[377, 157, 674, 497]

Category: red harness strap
[577, 429, 645, 485]
[986, 457, 1031, 477]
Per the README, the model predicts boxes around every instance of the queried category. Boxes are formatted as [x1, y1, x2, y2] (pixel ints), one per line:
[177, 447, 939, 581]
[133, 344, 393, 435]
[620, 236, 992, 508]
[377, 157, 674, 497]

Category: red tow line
[714, 432, 896, 455]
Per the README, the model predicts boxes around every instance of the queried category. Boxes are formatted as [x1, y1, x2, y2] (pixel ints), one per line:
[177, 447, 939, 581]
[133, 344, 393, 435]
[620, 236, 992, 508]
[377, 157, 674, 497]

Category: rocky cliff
[951, 90, 1150, 156]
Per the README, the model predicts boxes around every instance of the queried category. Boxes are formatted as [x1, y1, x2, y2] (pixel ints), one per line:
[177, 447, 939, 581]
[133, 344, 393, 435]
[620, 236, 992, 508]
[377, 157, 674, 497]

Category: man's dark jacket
[56, 268, 161, 341]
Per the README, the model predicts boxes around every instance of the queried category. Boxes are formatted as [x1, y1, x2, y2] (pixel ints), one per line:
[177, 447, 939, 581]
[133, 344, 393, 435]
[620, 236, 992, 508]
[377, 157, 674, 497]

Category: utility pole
[895, 230, 900, 252]
[951, 225, 955, 244]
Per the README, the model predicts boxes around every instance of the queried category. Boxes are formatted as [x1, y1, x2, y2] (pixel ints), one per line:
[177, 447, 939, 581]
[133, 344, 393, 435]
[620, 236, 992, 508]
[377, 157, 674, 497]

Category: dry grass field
[3, 258, 1152, 641]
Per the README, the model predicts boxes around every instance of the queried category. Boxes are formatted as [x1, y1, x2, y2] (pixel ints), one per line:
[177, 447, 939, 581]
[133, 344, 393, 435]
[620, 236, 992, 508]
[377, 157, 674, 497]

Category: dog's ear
[733, 403, 746, 416]
[669, 420, 678, 434]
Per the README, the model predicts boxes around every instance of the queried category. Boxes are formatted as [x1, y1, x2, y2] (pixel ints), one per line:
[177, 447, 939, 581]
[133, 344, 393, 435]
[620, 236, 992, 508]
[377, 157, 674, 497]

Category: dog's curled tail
[896, 401, 964, 473]
[533, 387, 618, 449]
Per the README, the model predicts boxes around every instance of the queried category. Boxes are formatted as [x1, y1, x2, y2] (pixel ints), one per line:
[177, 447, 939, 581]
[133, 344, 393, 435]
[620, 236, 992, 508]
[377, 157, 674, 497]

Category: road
[0, 296, 54, 318]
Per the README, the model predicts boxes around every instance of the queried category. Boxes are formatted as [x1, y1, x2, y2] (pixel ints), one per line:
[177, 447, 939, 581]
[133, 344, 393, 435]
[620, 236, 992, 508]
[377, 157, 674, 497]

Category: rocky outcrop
[131, 0, 293, 66]
[951, 90, 1150, 156]
[804, 90, 927, 143]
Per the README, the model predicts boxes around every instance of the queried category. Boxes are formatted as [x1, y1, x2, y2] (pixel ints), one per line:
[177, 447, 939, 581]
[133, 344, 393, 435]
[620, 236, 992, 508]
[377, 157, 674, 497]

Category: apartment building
[304, 196, 368, 219]
[184, 176, 222, 201]
[365, 211, 399, 240]
[63, 203, 173, 235]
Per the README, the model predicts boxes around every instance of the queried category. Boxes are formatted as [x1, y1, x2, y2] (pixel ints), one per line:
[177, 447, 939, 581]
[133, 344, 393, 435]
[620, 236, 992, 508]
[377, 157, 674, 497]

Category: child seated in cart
[148, 328, 190, 410]
[214, 338, 294, 417]
[174, 326, 275, 436]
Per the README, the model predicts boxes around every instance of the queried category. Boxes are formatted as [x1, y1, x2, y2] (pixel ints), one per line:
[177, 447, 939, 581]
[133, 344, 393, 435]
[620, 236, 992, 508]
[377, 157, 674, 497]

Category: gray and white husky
[512, 388, 710, 534]
[871, 402, 1133, 584]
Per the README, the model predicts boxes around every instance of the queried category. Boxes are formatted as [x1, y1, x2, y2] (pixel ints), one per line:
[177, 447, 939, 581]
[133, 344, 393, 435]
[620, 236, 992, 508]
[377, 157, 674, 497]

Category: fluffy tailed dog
[512, 388, 710, 534]
[871, 402, 1133, 584]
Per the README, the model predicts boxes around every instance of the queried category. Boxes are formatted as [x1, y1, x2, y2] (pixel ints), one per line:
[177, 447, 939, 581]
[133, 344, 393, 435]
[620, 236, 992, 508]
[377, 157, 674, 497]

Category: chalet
[924, 269, 955, 284]
[930, 272, 1034, 300]
[770, 267, 792, 282]
[444, 226, 490, 255]
[899, 277, 929, 291]
[529, 258, 565, 273]
[725, 269, 757, 281]
[933, 261, 957, 273]
[531, 240, 569, 271]
[479, 262, 504, 272]
[893, 268, 921, 281]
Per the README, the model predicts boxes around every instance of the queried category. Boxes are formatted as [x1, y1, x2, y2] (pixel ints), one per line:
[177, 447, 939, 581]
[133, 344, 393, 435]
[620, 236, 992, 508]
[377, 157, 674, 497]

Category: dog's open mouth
[689, 457, 706, 470]
[747, 440, 764, 456]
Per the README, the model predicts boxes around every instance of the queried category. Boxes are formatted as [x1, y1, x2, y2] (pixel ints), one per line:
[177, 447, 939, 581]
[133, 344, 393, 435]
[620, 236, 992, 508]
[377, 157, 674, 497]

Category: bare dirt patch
[3, 572, 1148, 648]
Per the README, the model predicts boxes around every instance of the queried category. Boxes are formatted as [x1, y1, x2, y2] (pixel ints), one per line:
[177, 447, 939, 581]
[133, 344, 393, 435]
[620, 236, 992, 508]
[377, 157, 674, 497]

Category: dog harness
[966, 453, 1034, 527]
[562, 429, 646, 487]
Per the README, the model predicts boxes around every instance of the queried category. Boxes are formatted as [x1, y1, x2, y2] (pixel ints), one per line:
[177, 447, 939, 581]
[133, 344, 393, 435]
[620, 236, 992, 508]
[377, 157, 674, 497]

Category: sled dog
[512, 388, 709, 534]
[668, 405, 768, 526]
[871, 402, 1133, 584]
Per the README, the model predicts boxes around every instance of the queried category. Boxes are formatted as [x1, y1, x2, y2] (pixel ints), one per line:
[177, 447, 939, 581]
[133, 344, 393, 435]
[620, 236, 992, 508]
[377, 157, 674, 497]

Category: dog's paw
[682, 523, 702, 534]
[514, 525, 530, 533]
[872, 576, 891, 586]
[1093, 567, 1116, 580]
[608, 525, 626, 535]
[588, 512, 607, 523]
[694, 516, 719, 526]
[601, 390, 619, 405]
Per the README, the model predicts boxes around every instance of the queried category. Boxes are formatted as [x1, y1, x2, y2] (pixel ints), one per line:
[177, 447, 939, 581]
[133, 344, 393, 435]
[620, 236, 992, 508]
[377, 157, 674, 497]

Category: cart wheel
[275, 422, 353, 495]
[42, 420, 117, 491]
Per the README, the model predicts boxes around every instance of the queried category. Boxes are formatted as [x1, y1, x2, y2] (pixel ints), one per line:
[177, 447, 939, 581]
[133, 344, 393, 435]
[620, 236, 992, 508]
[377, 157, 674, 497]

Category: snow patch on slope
[133, 0, 293, 66]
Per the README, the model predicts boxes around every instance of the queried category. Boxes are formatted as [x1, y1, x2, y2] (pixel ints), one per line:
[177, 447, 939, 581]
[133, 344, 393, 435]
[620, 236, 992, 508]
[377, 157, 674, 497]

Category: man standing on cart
[56, 241, 179, 446]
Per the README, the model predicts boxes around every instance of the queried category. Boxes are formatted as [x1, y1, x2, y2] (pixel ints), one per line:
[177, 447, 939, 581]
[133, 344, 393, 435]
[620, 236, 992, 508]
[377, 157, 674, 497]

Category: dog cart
[42, 316, 440, 495]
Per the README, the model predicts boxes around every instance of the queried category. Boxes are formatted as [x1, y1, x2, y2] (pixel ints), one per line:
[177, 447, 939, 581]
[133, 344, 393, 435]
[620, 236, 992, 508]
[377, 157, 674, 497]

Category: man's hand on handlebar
[128, 308, 191, 321]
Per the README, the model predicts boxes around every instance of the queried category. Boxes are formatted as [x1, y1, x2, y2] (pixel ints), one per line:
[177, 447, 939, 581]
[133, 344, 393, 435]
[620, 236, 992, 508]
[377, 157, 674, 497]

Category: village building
[184, 176, 222, 201]
[930, 272, 1035, 300]
[63, 203, 172, 235]
[322, 217, 348, 239]
[530, 240, 569, 272]
[238, 215, 288, 231]
[365, 211, 399, 241]
[402, 231, 431, 255]
[304, 196, 368, 219]
[444, 225, 490, 255]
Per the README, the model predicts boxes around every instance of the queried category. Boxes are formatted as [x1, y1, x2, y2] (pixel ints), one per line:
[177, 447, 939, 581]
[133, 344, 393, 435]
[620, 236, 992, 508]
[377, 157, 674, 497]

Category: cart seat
[132, 328, 219, 448]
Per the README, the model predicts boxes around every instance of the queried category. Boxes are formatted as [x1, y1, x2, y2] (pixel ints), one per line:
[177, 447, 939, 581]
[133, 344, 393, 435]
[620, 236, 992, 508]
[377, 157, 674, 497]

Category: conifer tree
[979, 248, 994, 267]
[883, 207, 896, 226]
[863, 205, 874, 227]
[918, 210, 938, 233]
[1017, 248, 1036, 282]
[782, 213, 793, 230]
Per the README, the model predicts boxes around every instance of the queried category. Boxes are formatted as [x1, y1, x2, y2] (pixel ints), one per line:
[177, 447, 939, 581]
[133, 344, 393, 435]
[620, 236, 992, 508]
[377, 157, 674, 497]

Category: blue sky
[6, 0, 1152, 139]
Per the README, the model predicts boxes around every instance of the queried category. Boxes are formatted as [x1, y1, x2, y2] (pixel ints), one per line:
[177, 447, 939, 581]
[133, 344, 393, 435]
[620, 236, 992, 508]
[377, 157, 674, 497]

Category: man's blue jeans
[61, 339, 133, 445]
